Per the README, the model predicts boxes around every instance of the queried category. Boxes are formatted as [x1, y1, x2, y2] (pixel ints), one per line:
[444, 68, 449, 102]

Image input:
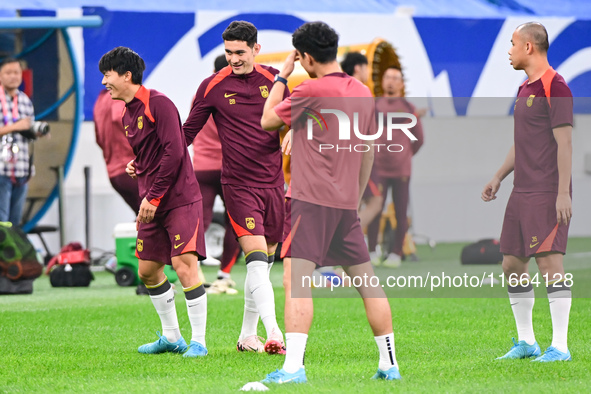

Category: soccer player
[367, 66, 424, 267]
[93, 89, 141, 213]
[99, 47, 208, 358]
[259, 21, 401, 383]
[340, 52, 385, 240]
[191, 54, 241, 293]
[482, 22, 573, 362]
[183, 21, 287, 354]
[340, 51, 369, 85]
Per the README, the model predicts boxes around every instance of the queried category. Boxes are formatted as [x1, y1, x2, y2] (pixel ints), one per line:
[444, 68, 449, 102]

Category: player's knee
[501, 255, 525, 275]
[283, 270, 291, 291]
[138, 267, 158, 284]
[172, 262, 195, 282]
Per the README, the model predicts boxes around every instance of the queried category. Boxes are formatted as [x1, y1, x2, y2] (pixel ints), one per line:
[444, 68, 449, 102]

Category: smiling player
[184, 21, 288, 354]
[100, 46, 208, 358]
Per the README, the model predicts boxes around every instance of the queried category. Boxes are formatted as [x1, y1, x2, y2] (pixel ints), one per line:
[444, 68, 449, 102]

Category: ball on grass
[240, 382, 269, 391]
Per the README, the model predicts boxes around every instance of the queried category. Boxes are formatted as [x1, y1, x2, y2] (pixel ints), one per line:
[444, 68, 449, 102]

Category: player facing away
[183, 21, 287, 354]
[482, 22, 573, 362]
[259, 22, 401, 384]
[99, 47, 208, 358]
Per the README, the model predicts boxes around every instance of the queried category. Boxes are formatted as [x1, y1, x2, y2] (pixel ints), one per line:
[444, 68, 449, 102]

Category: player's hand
[282, 129, 292, 155]
[481, 177, 501, 202]
[556, 192, 572, 226]
[137, 198, 157, 224]
[280, 50, 298, 79]
[126, 160, 137, 179]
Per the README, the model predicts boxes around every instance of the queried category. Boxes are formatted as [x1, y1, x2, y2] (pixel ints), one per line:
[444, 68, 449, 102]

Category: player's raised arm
[482, 144, 515, 202]
[553, 125, 573, 225]
[261, 50, 297, 131]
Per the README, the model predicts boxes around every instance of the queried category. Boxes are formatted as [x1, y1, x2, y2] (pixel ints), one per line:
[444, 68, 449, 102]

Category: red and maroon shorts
[222, 184, 284, 244]
[500, 191, 569, 258]
[287, 199, 369, 267]
[136, 200, 206, 264]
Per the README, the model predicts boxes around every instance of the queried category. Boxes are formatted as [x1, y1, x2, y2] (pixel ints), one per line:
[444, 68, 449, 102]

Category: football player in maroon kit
[482, 22, 573, 362]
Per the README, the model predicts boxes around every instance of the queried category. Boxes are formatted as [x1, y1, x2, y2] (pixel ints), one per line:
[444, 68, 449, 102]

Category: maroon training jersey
[374, 97, 424, 178]
[184, 64, 286, 188]
[123, 85, 201, 210]
[513, 68, 573, 193]
[274, 73, 375, 210]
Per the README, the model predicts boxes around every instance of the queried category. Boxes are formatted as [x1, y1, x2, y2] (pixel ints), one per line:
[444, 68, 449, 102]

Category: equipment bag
[48, 242, 94, 287]
[0, 222, 43, 294]
[460, 239, 503, 265]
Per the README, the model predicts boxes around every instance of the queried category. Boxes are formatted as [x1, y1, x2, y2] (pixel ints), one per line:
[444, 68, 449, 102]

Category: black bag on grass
[48, 242, 94, 287]
[461, 239, 502, 265]
[50, 263, 94, 287]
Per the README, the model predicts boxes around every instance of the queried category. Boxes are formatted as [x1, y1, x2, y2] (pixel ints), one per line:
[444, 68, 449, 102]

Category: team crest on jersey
[137, 115, 144, 129]
[259, 86, 269, 98]
[526, 95, 535, 107]
[137, 239, 144, 252]
[245, 217, 255, 230]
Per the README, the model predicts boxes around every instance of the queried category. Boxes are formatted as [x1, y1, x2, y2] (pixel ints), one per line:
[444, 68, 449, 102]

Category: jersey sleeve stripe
[204, 66, 233, 98]
[135, 85, 155, 122]
[254, 63, 275, 82]
[540, 67, 557, 107]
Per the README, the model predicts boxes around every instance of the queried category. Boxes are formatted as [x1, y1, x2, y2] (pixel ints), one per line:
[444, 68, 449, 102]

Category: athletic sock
[184, 283, 207, 346]
[239, 277, 260, 339]
[217, 270, 230, 280]
[548, 280, 572, 353]
[246, 251, 280, 338]
[146, 278, 181, 343]
[283, 333, 308, 373]
[375, 333, 398, 370]
[508, 279, 536, 345]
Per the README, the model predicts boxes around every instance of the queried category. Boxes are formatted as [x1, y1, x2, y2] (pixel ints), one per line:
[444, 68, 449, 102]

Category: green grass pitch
[1, 239, 590, 393]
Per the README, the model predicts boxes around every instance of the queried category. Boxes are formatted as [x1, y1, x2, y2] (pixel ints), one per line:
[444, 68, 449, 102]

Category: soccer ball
[240, 382, 269, 391]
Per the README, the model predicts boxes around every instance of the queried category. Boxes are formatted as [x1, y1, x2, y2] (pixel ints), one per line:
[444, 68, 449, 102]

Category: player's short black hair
[0, 57, 22, 71]
[292, 22, 339, 64]
[340, 52, 368, 76]
[98, 46, 146, 85]
[214, 54, 228, 72]
[222, 21, 258, 48]
[517, 22, 549, 53]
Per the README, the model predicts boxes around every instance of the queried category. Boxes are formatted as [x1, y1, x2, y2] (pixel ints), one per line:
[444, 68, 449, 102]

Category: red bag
[45, 242, 91, 275]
